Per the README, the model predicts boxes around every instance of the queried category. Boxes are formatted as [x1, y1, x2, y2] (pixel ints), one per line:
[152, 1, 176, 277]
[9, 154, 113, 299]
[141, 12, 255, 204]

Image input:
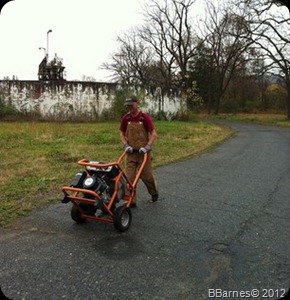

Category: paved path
[1, 122, 290, 300]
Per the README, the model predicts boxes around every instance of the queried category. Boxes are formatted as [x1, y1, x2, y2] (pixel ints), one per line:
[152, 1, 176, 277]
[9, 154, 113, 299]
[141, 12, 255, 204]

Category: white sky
[0, 0, 149, 81]
[0, 0, 288, 82]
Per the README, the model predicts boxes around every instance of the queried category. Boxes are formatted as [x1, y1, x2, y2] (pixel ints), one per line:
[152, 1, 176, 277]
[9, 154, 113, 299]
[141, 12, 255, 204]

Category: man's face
[127, 102, 138, 114]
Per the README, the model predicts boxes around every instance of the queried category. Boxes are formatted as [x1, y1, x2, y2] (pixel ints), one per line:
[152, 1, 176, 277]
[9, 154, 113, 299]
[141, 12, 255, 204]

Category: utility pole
[46, 29, 52, 61]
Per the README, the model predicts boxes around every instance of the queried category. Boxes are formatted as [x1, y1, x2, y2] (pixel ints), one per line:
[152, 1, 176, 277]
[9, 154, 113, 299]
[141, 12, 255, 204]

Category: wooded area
[102, 0, 290, 118]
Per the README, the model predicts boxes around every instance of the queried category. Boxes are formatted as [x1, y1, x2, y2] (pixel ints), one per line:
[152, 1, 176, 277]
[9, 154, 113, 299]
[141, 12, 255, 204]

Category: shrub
[0, 99, 19, 119]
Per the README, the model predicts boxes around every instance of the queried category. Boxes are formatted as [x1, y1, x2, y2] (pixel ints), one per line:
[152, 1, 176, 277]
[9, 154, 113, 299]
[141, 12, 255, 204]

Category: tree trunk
[214, 96, 221, 115]
[287, 87, 290, 119]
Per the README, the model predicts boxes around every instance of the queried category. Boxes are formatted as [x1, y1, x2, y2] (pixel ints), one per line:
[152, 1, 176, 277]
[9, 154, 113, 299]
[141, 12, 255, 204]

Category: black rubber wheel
[80, 203, 97, 216]
[71, 205, 86, 223]
[113, 205, 132, 232]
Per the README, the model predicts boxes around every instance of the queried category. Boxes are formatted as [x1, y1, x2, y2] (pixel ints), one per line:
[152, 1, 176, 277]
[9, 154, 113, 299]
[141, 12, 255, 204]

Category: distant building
[38, 54, 65, 81]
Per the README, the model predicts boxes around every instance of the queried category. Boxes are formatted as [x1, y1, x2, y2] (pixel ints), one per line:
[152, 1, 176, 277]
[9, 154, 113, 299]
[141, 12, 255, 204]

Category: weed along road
[1, 122, 290, 300]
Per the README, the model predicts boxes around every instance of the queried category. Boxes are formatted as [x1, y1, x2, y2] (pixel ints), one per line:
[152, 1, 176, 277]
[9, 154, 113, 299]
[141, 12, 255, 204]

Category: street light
[39, 47, 46, 57]
[46, 29, 52, 61]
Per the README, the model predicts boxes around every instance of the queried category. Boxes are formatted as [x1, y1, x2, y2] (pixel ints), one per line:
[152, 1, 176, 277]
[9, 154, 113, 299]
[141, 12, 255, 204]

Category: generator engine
[71, 161, 126, 206]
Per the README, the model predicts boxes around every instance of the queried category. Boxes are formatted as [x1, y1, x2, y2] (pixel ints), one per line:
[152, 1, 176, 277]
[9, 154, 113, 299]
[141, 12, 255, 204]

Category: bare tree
[103, 0, 198, 93]
[142, 0, 197, 89]
[241, 0, 290, 118]
[139, 20, 176, 93]
[102, 28, 155, 89]
[196, 0, 255, 114]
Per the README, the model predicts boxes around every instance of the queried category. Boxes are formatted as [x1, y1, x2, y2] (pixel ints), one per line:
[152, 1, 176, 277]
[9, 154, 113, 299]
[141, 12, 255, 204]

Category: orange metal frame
[62, 151, 148, 224]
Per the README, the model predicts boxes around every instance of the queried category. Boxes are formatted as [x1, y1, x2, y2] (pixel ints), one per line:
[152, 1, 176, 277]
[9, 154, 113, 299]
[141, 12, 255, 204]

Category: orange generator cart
[61, 151, 147, 232]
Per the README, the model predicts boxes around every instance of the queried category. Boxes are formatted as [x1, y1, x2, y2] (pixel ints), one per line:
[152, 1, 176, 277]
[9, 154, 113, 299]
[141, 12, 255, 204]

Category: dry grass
[206, 113, 290, 127]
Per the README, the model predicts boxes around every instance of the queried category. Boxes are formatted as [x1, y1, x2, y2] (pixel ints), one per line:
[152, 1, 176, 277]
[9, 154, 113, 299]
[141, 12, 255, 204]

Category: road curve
[1, 121, 289, 300]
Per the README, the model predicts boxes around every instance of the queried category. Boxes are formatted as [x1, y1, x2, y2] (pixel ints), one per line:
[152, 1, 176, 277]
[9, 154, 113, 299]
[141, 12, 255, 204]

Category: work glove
[139, 144, 151, 154]
[124, 144, 133, 154]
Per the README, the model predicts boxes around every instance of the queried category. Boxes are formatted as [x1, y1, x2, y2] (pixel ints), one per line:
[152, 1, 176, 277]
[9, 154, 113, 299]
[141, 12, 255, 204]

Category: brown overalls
[125, 117, 158, 198]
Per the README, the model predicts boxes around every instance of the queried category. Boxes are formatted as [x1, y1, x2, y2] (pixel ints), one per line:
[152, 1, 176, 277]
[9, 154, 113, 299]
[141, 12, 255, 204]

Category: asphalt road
[1, 122, 290, 300]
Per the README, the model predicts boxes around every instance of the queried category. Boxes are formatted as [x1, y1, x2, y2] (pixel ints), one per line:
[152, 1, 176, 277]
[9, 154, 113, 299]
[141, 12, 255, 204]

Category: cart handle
[78, 151, 127, 168]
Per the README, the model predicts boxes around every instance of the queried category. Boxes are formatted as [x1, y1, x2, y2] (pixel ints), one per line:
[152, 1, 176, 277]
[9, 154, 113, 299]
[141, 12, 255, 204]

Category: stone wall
[0, 80, 181, 119]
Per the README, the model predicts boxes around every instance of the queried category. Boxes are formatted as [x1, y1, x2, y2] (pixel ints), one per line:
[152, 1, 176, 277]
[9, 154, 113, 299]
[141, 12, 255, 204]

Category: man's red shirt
[119, 111, 154, 133]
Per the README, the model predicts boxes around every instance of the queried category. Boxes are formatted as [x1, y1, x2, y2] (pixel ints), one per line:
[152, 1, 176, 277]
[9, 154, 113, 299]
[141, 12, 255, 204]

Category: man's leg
[125, 153, 138, 206]
[139, 153, 158, 201]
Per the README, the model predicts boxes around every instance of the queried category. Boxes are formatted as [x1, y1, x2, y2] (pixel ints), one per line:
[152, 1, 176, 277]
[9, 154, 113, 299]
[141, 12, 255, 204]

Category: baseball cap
[124, 95, 138, 106]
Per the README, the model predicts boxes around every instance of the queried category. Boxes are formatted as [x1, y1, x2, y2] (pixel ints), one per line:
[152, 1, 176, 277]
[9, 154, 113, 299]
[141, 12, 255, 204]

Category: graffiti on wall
[0, 80, 117, 119]
[0, 80, 181, 119]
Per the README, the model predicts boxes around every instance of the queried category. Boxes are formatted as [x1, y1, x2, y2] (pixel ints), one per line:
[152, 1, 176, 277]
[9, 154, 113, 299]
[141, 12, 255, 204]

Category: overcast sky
[0, 0, 288, 82]
[0, 0, 156, 81]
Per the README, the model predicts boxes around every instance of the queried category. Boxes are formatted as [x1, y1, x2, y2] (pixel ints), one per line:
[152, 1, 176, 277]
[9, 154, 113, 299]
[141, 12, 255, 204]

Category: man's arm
[148, 129, 157, 146]
[120, 130, 128, 146]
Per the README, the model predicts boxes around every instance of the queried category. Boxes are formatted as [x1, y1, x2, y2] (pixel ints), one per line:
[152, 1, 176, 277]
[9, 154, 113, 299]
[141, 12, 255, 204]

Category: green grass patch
[207, 113, 290, 127]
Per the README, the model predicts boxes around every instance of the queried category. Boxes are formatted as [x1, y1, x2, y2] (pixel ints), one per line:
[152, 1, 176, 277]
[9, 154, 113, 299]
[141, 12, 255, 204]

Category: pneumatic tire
[71, 205, 86, 223]
[113, 205, 132, 232]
